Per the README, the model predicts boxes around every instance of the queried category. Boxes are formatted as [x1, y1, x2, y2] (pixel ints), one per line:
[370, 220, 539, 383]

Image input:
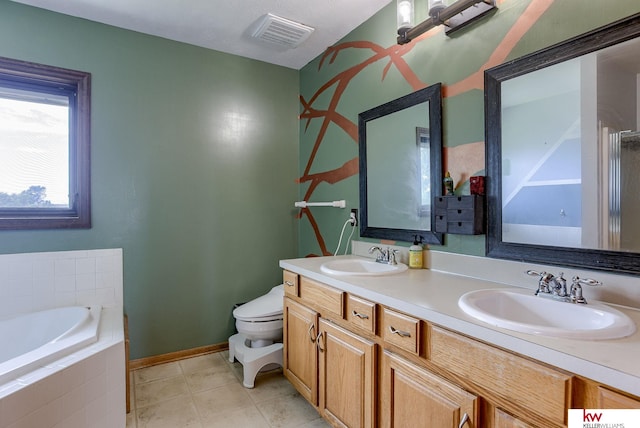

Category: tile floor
[126, 350, 330, 428]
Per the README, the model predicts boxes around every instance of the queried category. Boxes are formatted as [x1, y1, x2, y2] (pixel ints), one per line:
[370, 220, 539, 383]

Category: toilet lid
[233, 284, 284, 321]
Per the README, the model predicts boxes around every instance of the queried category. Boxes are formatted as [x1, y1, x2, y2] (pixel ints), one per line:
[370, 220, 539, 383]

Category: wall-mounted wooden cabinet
[434, 195, 485, 235]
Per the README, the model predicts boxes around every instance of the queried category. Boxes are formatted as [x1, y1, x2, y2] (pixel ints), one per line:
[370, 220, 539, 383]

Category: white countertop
[280, 255, 640, 397]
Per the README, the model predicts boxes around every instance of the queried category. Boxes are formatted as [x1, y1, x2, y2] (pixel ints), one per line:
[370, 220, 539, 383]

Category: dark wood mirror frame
[359, 83, 444, 245]
[485, 13, 640, 274]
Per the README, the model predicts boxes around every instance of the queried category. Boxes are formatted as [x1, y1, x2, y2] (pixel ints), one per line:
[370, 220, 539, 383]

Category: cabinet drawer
[428, 325, 571, 426]
[283, 270, 299, 297]
[598, 387, 640, 408]
[446, 208, 475, 222]
[434, 196, 448, 209]
[299, 277, 344, 317]
[447, 221, 481, 234]
[345, 295, 376, 334]
[446, 195, 477, 209]
[382, 308, 420, 354]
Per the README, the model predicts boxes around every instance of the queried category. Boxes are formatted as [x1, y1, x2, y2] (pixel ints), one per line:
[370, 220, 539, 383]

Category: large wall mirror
[359, 83, 443, 244]
[486, 13, 640, 274]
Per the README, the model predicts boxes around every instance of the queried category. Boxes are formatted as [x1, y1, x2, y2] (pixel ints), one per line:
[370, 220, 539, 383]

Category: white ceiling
[11, 0, 392, 70]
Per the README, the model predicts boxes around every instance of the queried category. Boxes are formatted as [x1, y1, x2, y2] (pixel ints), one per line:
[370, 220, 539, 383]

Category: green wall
[298, 0, 640, 258]
[2, 0, 639, 360]
[0, 2, 299, 359]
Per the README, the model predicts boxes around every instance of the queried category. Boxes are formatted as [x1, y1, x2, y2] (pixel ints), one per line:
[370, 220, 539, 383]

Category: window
[0, 56, 91, 230]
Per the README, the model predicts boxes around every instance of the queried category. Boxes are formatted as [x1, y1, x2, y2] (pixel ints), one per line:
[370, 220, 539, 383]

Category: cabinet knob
[285, 280, 295, 286]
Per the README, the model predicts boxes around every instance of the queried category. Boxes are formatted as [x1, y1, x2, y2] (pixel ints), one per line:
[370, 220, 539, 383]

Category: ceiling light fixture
[397, 0, 496, 44]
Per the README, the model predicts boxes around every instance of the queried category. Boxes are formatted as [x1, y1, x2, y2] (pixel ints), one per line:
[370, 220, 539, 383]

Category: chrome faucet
[551, 272, 568, 298]
[569, 276, 602, 304]
[526, 270, 601, 304]
[368, 246, 398, 265]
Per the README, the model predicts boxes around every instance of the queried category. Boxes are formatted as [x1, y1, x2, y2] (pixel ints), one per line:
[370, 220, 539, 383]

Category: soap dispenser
[409, 235, 423, 269]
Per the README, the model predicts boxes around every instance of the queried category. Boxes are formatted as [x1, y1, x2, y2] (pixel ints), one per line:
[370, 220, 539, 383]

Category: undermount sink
[320, 258, 408, 276]
[458, 288, 636, 340]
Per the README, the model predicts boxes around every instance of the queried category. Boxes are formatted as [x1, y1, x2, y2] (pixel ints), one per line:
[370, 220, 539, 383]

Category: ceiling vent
[251, 13, 314, 49]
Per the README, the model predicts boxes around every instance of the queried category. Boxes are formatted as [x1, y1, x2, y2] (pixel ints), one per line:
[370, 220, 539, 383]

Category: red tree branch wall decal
[298, 0, 555, 256]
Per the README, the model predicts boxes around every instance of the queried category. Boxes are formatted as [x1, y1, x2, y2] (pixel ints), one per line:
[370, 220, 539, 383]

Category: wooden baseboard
[129, 342, 229, 371]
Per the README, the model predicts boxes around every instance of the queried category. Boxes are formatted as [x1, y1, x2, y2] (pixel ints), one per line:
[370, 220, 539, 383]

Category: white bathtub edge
[0, 306, 124, 400]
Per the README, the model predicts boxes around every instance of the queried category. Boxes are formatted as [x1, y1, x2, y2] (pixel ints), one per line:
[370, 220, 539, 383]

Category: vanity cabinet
[493, 409, 536, 428]
[427, 325, 571, 427]
[380, 350, 477, 427]
[318, 318, 376, 428]
[597, 387, 640, 408]
[283, 273, 376, 427]
[282, 270, 640, 428]
[283, 297, 318, 404]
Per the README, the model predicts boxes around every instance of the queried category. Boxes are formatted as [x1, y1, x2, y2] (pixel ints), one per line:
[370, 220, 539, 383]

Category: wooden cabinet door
[317, 318, 376, 428]
[380, 350, 477, 428]
[283, 297, 319, 405]
[494, 408, 536, 428]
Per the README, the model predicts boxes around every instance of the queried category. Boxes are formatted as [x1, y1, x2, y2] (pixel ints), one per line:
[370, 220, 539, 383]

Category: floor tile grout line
[133, 374, 192, 412]
[127, 351, 329, 428]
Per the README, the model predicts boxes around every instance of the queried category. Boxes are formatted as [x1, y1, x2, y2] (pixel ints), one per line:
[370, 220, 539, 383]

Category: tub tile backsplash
[0, 249, 123, 319]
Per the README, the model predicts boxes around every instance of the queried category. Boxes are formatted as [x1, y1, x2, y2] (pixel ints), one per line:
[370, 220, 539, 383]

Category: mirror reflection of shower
[498, 34, 640, 252]
[607, 131, 640, 251]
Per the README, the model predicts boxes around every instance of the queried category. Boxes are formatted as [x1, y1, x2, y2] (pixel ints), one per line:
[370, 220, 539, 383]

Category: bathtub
[0, 305, 101, 385]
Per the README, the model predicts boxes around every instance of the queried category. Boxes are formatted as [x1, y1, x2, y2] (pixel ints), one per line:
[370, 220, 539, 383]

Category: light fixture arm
[397, 0, 495, 44]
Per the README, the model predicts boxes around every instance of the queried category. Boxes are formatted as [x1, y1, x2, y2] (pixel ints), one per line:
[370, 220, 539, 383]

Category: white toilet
[228, 284, 284, 388]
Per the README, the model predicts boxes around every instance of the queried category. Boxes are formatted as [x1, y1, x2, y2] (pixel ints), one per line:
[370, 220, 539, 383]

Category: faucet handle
[526, 269, 544, 277]
[389, 249, 399, 265]
[526, 270, 554, 295]
[575, 277, 603, 287]
[526, 270, 554, 282]
[570, 276, 602, 304]
[368, 246, 387, 262]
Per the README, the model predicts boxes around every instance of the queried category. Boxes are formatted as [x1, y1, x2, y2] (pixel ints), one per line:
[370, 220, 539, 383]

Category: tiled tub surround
[0, 249, 123, 317]
[0, 249, 125, 428]
[281, 244, 640, 398]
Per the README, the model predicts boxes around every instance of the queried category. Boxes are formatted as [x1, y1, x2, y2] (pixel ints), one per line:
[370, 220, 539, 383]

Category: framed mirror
[485, 13, 640, 274]
[359, 83, 443, 244]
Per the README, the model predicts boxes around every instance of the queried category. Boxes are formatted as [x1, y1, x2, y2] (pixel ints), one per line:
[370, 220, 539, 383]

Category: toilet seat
[233, 284, 284, 322]
[235, 319, 283, 341]
[230, 284, 285, 388]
